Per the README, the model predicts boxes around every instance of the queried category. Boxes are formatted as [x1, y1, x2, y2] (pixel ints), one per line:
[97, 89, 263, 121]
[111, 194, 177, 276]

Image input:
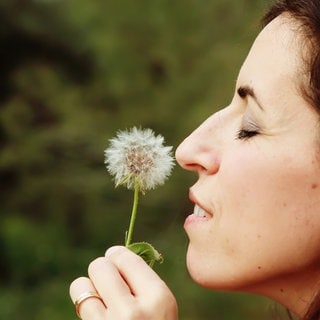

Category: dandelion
[104, 127, 175, 266]
[104, 127, 174, 193]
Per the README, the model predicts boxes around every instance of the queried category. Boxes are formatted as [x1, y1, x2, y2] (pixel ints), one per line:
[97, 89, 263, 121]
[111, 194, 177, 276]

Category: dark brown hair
[263, 2, 320, 319]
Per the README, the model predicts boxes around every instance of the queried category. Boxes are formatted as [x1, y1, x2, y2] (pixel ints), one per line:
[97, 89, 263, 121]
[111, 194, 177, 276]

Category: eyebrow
[237, 85, 265, 111]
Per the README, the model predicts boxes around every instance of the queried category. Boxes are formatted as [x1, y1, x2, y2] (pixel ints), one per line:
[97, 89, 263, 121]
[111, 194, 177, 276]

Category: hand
[70, 246, 178, 320]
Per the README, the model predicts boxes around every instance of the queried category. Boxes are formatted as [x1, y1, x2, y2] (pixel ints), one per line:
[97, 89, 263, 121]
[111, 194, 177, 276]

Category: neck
[243, 268, 320, 318]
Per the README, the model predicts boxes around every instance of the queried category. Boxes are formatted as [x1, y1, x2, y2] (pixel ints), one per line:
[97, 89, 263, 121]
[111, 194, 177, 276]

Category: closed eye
[237, 129, 259, 140]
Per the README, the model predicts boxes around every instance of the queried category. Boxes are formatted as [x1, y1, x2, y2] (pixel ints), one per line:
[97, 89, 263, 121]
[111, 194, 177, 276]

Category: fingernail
[105, 245, 122, 257]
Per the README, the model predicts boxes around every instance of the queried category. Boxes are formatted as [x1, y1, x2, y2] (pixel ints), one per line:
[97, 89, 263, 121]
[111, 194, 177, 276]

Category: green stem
[125, 180, 140, 247]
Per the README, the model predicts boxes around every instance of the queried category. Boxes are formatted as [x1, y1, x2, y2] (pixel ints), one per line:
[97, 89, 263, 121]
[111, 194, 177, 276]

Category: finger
[105, 246, 168, 297]
[70, 276, 106, 320]
[88, 257, 133, 308]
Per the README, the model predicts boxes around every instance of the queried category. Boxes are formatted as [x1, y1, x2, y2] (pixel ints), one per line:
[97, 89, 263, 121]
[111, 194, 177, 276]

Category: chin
[185, 247, 231, 290]
[185, 245, 260, 292]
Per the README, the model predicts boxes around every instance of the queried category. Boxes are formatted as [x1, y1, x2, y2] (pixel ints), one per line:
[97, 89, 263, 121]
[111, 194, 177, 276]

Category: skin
[70, 246, 178, 319]
[70, 14, 320, 319]
[176, 14, 320, 317]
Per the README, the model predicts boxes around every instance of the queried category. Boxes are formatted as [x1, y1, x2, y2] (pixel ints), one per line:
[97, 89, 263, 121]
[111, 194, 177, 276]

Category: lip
[184, 190, 213, 227]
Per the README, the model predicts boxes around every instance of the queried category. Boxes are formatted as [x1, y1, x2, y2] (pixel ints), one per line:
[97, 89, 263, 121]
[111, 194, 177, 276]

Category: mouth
[193, 204, 211, 218]
[189, 190, 213, 219]
[184, 189, 214, 230]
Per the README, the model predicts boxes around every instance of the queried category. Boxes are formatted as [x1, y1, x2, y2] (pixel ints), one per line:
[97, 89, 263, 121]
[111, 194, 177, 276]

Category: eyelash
[237, 129, 259, 140]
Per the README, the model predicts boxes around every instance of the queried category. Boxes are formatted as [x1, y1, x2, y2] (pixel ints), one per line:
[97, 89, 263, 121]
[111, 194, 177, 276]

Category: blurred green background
[0, 0, 278, 319]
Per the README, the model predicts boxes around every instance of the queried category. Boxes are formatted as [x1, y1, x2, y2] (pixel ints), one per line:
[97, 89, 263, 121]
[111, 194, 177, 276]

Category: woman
[69, 0, 320, 319]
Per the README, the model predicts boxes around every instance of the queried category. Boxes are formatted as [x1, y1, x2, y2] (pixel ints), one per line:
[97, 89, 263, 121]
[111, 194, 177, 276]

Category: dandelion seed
[104, 127, 174, 265]
[104, 127, 175, 193]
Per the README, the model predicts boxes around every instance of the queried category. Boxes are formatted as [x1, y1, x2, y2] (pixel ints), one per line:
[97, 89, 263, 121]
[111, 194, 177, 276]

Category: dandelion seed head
[104, 127, 175, 192]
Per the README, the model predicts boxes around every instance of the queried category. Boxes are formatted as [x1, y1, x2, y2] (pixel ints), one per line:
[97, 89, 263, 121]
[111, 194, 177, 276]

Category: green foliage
[127, 241, 163, 267]
[0, 0, 272, 318]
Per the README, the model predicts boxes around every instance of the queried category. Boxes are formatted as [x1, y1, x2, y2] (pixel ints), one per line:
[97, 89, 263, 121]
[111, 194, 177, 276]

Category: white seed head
[104, 127, 175, 192]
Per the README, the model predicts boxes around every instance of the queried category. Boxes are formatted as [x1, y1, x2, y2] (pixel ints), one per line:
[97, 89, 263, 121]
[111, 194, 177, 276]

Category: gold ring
[74, 291, 104, 317]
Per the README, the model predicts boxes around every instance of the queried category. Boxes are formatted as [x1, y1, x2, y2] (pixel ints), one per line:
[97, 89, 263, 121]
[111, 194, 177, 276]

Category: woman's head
[176, 1, 320, 318]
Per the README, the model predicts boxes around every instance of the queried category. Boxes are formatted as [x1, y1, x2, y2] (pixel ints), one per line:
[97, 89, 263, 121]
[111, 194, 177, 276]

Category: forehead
[237, 15, 305, 101]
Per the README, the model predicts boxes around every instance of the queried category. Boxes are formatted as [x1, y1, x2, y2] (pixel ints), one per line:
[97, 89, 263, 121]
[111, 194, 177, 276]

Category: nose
[175, 112, 222, 175]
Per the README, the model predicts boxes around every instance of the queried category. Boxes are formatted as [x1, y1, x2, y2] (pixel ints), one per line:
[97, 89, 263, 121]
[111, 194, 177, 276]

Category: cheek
[221, 147, 303, 214]
[220, 149, 320, 262]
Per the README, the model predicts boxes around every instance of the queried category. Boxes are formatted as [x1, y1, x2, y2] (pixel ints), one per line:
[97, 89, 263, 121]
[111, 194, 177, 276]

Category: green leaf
[127, 241, 163, 268]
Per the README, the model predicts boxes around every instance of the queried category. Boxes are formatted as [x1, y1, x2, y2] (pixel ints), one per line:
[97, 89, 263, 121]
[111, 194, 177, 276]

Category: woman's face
[176, 14, 320, 296]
